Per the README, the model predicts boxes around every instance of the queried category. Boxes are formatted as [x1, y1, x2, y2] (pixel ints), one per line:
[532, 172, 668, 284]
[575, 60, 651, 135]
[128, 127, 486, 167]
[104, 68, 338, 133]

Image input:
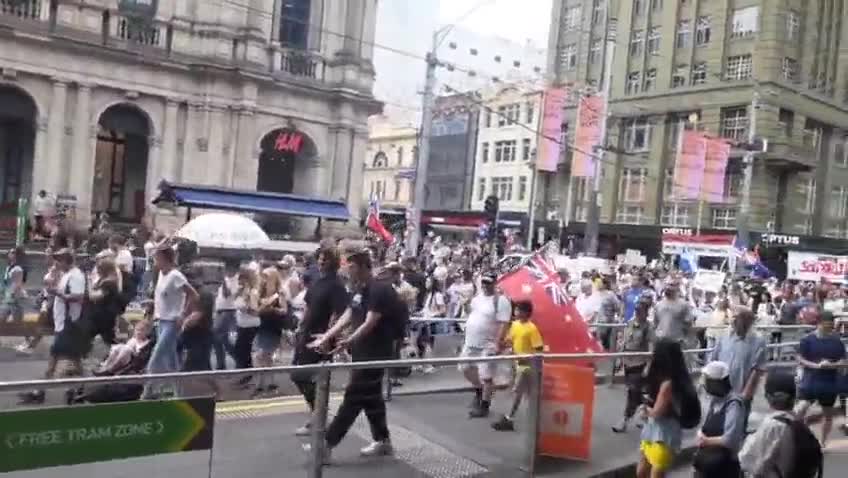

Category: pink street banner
[571, 95, 605, 178]
[537, 87, 570, 172]
[701, 138, 731, 203]
[672, 130, 707, 200]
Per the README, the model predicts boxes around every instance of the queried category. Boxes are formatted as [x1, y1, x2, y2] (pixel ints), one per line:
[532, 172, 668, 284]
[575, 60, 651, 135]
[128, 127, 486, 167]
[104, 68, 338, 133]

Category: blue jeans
[213, 310, 236, 370]
[142, 320, 181, 398]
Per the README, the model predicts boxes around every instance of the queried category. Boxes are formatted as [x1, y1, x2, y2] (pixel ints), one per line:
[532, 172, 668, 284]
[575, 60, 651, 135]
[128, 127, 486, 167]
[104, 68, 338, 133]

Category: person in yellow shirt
[492, 300, 544, 431]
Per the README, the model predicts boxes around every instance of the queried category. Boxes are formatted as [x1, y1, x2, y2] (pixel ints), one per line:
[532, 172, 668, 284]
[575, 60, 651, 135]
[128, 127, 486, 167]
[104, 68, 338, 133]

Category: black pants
[325, 367, 389, 448]
[291, 343, 323, 410]
[623, 364, 646, 418]
[90, 313, 117, 347]
[234, 327, 257, 370]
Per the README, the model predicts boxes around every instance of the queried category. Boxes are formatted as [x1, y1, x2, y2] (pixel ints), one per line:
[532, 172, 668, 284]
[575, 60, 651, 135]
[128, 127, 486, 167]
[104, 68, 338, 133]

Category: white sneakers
[359, 441, 394, 457]
[295, 423, 311, 437]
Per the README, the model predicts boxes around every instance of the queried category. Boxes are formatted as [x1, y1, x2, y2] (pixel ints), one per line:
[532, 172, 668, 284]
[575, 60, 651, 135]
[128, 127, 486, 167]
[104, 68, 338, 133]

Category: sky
[438, 0, 553, 47]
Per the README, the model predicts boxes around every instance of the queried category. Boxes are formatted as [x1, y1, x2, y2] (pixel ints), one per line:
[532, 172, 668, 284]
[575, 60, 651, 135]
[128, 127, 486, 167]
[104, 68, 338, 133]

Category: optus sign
[787, 251, 848, 283]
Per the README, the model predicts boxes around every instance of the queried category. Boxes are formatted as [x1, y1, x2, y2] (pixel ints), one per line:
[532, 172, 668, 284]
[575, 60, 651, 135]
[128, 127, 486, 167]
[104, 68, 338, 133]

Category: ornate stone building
[0, 0, 380, 234]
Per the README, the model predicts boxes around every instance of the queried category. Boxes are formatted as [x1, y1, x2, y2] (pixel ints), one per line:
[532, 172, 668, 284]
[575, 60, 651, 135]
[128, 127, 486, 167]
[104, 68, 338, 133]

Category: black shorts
[798, 390, 838, 408]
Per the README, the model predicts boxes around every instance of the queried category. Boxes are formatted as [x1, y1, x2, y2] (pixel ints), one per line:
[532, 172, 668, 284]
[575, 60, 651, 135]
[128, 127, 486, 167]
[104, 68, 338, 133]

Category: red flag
[366, 198, 394, 244]
[498, 252, 603, 361]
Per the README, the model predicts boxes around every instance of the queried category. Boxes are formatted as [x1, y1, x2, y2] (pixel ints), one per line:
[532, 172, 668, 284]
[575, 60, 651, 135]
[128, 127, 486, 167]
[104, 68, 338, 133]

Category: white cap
[702, 361, 730, 380]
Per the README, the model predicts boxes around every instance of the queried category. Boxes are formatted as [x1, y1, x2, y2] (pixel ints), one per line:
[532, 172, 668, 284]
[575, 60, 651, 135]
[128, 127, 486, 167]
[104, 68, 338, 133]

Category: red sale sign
[787, 251, 848, 283]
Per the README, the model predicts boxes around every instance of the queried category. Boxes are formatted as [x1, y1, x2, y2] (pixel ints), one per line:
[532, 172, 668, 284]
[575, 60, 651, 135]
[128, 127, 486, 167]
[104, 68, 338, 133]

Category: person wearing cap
[613, 297, 655, 433]
[692, 361, 746, 477]
[795, 310, 846, 447]
[460, 271, 512, 418]
[739, 369, 804, 478]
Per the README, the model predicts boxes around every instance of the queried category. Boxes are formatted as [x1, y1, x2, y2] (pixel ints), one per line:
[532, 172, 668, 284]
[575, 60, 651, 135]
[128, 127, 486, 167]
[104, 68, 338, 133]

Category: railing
[0, 0, 42, 20]
[0, 340, 831, 478]
[270, 46, 327, 82]
[115, 16, 163, 47]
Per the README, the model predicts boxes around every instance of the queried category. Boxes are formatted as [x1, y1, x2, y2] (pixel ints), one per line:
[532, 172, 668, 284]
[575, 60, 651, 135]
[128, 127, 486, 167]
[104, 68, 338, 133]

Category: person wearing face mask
[692, 361, 746, 477]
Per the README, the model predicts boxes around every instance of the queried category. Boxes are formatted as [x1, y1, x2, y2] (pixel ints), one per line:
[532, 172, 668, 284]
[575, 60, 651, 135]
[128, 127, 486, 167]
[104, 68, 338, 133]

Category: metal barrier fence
[0, 340, 821, 478]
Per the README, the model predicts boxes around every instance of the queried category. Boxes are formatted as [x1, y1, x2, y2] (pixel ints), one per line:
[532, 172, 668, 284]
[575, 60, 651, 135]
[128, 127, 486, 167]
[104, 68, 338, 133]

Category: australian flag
[734, 235, 772, 278]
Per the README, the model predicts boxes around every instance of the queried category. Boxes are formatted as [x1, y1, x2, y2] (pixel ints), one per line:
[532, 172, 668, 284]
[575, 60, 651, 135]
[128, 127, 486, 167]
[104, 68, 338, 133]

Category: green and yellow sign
[0, 397, 215, 473]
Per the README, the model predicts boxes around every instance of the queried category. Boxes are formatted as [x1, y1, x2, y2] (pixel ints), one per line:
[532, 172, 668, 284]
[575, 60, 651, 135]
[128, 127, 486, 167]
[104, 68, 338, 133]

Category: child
[96, 320, 153, 375]
[491, 300, 544, 431]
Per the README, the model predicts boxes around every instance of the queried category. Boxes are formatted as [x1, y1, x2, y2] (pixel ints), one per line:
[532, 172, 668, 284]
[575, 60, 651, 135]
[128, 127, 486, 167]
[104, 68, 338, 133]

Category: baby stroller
[69, 336, 155, 404]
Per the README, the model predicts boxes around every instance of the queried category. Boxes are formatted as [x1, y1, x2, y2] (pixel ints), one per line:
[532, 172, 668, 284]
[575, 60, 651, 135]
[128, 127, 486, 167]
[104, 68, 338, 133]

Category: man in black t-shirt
[308, 249, 399, 460]
[291, 246, 348, 437]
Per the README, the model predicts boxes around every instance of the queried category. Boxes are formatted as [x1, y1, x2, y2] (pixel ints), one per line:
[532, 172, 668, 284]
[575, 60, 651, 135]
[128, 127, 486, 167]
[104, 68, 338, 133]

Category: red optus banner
[571, 95, 605, 178]
[497, 253, 604, 357]
[537, 87, 570, 173]
[672, 130, 707, 200]
[702, 138, 731, 203]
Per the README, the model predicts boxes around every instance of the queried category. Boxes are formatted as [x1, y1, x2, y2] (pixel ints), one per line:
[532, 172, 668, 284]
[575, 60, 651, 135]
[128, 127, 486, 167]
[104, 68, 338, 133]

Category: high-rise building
[0, 0, 379, 236]
[548, 0, 848, 257]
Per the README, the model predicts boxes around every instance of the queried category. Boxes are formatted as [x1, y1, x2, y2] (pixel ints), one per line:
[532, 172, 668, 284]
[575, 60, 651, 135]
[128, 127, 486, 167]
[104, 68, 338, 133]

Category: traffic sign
[0, 397, 215, 473]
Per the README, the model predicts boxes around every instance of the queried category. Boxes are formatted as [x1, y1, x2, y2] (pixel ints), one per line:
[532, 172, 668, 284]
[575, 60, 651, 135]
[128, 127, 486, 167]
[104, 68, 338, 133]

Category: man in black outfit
[308, 249, 401, 461]
[291, 246, 348, 437]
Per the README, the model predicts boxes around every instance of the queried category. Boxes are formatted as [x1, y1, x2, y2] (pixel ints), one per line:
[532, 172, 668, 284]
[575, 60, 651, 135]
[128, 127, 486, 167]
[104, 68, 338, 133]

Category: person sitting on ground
[492, 300, 544, 432]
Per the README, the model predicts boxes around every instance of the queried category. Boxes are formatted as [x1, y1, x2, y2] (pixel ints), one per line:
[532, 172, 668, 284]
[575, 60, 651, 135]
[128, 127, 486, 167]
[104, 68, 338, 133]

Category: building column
[206, 105, 227, 185]
[160, 98, 180, 182]
[45, 78, 68, 195]
[30, 116, 49, 202]
[180, 102, 202, 183]
[69, 83, 93, 220]
[346, 129, 368, 223]
[145, 135, 162, 213]
[231, 106, 257, 189]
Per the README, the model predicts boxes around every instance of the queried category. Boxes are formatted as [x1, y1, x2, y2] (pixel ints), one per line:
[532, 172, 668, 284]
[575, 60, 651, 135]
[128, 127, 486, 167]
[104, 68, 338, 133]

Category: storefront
[752, 233, 848, 280]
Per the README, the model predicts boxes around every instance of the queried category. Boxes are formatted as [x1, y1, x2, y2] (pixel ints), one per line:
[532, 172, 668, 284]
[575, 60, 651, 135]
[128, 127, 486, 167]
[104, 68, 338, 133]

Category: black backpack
[773, 416, 823, 478]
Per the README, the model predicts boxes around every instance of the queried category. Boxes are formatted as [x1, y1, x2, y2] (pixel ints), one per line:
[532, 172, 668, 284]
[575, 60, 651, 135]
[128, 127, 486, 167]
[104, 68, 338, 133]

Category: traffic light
[484, 195, 499, 219]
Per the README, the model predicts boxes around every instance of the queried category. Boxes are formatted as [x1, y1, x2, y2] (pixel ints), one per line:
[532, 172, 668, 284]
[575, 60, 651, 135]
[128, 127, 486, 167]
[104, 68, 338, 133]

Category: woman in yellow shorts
[637, 339, 690, 478]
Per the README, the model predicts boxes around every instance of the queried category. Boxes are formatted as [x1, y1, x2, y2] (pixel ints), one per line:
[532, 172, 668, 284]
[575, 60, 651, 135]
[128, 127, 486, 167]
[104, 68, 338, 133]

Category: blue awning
[153, 181, 350, 221]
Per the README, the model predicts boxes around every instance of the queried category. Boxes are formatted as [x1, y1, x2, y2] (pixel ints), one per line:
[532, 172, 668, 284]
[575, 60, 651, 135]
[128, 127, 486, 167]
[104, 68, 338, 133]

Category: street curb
[587, 445, 698, 478]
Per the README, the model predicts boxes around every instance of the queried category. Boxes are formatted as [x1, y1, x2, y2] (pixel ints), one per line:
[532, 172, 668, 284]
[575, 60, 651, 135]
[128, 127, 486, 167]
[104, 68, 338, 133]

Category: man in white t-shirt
[109, 234, 134, 274]
[142, 244, 198, 399]
[460, 273, 511, 418]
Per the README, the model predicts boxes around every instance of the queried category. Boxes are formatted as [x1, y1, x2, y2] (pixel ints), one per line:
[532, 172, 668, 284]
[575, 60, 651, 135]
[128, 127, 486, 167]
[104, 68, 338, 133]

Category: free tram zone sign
[0, 397, 215, 472]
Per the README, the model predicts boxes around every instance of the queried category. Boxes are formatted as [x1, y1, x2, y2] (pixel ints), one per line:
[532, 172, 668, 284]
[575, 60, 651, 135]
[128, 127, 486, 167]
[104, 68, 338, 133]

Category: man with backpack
[739, 369, 823, 478]
[307, 249, 407, 461]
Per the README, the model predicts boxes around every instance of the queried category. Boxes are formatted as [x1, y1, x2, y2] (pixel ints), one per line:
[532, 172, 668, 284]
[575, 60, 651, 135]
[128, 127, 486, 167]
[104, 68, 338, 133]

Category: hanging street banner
[537, 87, 570, 172]
[571, 95, 605, 178]
[0, 397, 215, 473]
[702, 138, 731, 203]
[672, 130, 707, 200]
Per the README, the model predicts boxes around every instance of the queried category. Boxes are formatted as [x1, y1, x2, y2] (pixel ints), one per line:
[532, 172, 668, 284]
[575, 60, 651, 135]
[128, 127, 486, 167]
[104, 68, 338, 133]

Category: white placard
[692, 270, 727, 293]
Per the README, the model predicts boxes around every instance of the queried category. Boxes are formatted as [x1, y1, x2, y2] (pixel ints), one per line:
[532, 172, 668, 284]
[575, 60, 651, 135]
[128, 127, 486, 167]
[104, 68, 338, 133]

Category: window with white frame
[525, 101, 535, 124]
[663, 168, 675, 197]
[494, 140, 517, 162]
[691, 63, 707, 85]
[695, 16, 711, 45]
[835, 136, 848, 167]
[481, 142, 490, 163]
[802, 121, 822, 149]
[782, 57, 799, 82]
[731, 6, 759, 38]
[522, 138, 532, 160]
[563, 6, 581, 31]
[518, 176, 528, 201]
[616, 206, 644, 224]
[661, 204, 691, 226]
[575, 204, 588, 221]
[799, 176, 816, 214]
[626, 72, 642, 95]
[786, 10, 800, 40]
[720, 107, 748, 140]
[592, 0, 604, 25]
[573, 177, 591, 221]
[477, 177, 486, 201]
[619, 168, 648, 202]
[712, 208, 737, 229]
[644, 69, 657, 91]
[630, 30, 644, 57]
[647, 27, 661, 54]
[394, 180, 402, 200]
[830, 186, 848, 218]
[560, 43, 578, 70]
[799, 217, 813, 234]
[589, 39, 602, 64]
[826, 223, 846, 239]
[491, 177, 513, 201]
[723, 171, 743, 200]
[623, 118, 651, 151]
[676, 20, 690, 48]
[672, 65, 687, 88]
[726, 54, 753, 80]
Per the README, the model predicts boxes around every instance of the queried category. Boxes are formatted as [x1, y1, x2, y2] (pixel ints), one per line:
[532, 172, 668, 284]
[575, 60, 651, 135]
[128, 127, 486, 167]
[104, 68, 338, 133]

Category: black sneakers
[491, 415, 515, 432]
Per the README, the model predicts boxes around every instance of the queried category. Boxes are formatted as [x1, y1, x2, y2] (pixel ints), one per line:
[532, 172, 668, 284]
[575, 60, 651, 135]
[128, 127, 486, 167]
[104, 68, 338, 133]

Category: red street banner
[366, 199, 393, 244]
[672, 130, 707, 200]
[702, 138, 731, 203]
[498, 253, 603, 358]
[571, 95, 605, 178]
[537, 87, 570, 173]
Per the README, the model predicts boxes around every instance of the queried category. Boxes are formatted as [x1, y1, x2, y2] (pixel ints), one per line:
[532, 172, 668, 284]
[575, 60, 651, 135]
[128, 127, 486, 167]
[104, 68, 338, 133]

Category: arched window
[280, 0, 311, 49]
[373, 151, 388, 168]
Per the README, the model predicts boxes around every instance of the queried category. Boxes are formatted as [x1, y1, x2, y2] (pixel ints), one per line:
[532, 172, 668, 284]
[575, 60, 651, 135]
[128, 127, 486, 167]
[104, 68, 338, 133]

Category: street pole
[585, 14, 616, 256]
[736, 91, 759, 254]
[526, 160, 539, 250]
[407, 32, 439, 257]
